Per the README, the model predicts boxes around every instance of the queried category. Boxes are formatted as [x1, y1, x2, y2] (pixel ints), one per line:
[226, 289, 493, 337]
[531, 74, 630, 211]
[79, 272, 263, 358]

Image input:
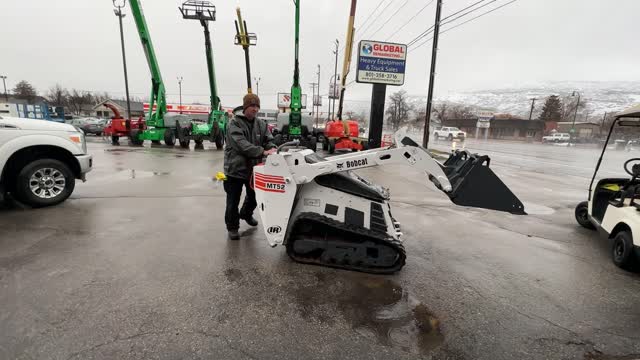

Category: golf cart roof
[616, 104, 640, 119]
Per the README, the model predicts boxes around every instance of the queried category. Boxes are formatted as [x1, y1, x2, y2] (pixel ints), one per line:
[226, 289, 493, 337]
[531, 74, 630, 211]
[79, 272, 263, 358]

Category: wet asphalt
[1, 136, 639, 360]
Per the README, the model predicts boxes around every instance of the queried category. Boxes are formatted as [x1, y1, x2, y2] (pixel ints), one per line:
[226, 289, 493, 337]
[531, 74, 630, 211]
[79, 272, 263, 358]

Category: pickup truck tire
[14, 159, 75, 208]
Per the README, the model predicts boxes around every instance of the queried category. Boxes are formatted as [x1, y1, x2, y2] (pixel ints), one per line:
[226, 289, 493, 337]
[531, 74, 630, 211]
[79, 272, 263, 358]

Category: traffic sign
[277, 93, 308, 109]
[356, 40, 407, 86]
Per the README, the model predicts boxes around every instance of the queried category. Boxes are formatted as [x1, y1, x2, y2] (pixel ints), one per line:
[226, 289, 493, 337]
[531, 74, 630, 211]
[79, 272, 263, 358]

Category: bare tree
[561, 95, 587, 122]
[67, 89, 94, 115]
[386, 90, 412, 131]
[448, 104, 475, 119]
[45, 84, 69, 106]
[432, 102, 448, 123]
[93, 91, 111, 103]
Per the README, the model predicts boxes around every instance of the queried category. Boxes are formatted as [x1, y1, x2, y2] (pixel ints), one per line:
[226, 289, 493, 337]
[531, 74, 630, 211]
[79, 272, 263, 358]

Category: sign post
[277, 92, 308, 112]
[356, 40, 407, 148]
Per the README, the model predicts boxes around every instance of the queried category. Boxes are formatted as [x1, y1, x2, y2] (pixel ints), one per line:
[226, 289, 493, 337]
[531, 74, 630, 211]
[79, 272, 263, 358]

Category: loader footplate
[286, 212, 406, 274]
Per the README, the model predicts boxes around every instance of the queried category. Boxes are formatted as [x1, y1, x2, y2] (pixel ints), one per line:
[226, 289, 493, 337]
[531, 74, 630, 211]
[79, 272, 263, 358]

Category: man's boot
[228, 229, 240, 240]
[240, 215, 258, 227]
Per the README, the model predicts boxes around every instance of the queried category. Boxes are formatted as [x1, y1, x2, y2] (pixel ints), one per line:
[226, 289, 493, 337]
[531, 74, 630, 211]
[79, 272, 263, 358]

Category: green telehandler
[177, 0, 227, 149]
[272, 0, 317, 151]
[127, 0, 175, 146]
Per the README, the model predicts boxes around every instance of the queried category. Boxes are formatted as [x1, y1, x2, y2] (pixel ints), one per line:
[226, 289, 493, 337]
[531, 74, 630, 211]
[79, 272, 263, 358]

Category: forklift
[127, 0, 175, 146]
[177, 0, 227, 149]
[575, 104, 640, 270]
[272, 0, 317, 151]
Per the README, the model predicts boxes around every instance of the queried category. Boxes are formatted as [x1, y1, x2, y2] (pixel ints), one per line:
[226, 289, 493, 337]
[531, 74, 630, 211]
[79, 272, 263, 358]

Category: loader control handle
[277, 140, 301, 153]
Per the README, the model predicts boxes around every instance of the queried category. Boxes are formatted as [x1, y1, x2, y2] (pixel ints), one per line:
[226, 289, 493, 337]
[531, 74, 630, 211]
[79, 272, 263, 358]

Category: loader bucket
[442, 150, 526, 215]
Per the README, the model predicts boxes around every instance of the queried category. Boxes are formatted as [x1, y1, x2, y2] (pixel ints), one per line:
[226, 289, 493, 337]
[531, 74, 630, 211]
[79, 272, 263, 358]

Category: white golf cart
[575, 105, 640, 270]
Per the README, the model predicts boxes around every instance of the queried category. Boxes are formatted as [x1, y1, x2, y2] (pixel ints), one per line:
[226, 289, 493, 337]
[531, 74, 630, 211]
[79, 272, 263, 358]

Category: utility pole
[0, 75, 7, 101]
[113, 0, 132, 124]
[528, 98, 536, 121]
[569, 91, 580, 146]
[253, 77, 261, 96]
[177, 77, 183, 114]
[332, 39, 339, 120]
[422, 0, 443, 148]
[309, 82, 318, 116]
[600, 111, 607, 136]
[316, 64, 321, 126]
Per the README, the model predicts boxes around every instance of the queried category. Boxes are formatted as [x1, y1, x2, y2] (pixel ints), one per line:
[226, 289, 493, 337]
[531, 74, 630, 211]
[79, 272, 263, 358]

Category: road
[1, 137, 639, 360]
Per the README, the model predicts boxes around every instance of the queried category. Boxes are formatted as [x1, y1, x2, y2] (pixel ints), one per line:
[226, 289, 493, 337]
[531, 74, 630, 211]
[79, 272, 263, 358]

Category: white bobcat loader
[253, 129, 526, 274]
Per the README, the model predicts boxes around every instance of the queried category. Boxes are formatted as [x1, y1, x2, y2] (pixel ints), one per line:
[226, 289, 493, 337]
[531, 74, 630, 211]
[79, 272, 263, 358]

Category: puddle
[295, 274, 443, 355]
[523, 202, 555, 215]
[123, 169, 172, 179]
[104, 148, 139, 153]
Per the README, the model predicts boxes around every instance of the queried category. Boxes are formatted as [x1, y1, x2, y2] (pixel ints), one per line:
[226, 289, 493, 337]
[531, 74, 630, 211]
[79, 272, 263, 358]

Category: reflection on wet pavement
[295, 273, 444, 355]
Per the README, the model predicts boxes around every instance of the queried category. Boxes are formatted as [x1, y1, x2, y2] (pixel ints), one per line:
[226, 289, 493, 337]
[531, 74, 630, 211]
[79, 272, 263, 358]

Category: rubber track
[285, 212, 407, 274]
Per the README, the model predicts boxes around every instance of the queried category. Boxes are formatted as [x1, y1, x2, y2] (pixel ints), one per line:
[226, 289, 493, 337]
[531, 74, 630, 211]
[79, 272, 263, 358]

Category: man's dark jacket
[224, 114, 275, 180]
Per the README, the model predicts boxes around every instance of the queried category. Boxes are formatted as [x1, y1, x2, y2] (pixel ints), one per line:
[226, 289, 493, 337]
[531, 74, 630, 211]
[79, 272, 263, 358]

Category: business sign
[475, 111, 493, 129]
[313, 95, 322, 106]
[144, 103, 235, 116]
[277, 93, 308, 109]
[328, 81, 340, 99]
[356, 40, 407, 86]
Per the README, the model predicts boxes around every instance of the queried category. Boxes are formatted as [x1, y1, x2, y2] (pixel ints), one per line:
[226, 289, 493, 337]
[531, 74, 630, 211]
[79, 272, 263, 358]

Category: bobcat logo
[336, 162, 344, 169]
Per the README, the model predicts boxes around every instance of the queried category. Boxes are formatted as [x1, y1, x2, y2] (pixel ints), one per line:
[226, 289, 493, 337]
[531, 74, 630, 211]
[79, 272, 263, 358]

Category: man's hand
[263, 148, 277, 156]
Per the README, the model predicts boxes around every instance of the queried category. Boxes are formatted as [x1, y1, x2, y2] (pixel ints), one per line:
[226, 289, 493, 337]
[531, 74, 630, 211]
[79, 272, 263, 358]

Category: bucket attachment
[442, 150, 526, 215]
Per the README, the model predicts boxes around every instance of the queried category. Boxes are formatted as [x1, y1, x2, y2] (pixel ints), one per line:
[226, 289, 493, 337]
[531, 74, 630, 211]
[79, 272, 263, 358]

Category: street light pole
[570, 91, 580, 146]
[0, 76, 7, 101]
[113, 0, 132, 124]
[316, 64, 320, 126]
[177, 77, 183, 114]
[253, 77, 261, 96]
[332, 39, 339, 120]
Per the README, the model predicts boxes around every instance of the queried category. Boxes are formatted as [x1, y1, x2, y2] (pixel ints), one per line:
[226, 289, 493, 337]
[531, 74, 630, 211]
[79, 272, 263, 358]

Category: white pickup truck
[433, 127, 466, 141]
[542, 132, 570, 143]
[0, 116, 92, 207]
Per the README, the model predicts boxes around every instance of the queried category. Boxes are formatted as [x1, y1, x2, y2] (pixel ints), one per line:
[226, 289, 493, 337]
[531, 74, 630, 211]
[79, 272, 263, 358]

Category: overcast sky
[2, 0, 639, 112]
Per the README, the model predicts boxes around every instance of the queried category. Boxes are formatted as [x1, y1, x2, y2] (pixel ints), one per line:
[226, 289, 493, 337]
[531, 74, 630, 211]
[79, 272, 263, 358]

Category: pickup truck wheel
[612, 230, 635, 270]
[575, 201, 595, 230]
[15, 159, 75, 207]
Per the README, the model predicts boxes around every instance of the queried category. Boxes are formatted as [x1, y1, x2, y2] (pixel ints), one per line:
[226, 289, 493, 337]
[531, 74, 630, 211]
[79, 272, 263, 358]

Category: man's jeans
[224, 176, 257, 231]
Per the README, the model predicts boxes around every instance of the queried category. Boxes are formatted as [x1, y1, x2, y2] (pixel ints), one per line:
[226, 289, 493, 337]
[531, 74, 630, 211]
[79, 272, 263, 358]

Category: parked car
[0, 116, 92, 207]
[81, 119, 107, 136]
[542, 133, 570, 143]
[433, 127, 466, 140]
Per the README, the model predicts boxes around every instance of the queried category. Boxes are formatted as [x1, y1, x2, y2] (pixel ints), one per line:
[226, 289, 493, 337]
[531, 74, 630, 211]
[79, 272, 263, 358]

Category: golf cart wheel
[328, 139, 336, 154]
[448, 134, 453, 141]
[111, 135, 120, 145]
[215, 134, 224, 150]
[179, 139, 190, 149]
[575, 201, 595, 230]
[611, 230, 635, 270]
[164, 129, 176, 146]
[14, 159, 75, 208]
[129, 129, 144, 146]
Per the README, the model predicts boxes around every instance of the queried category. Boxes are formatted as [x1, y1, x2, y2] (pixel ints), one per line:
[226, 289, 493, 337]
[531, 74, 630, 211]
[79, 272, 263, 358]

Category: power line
[441, 0, 499, 27]
[408, 0, 518, 53]
[385, 0, 435, 41]
[406, 0, 487, 47]
[441, 0, 487, 21]
[353, 0, 387, 38]
[367, 0, 410, 39]
[353, 0, 395, 44]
